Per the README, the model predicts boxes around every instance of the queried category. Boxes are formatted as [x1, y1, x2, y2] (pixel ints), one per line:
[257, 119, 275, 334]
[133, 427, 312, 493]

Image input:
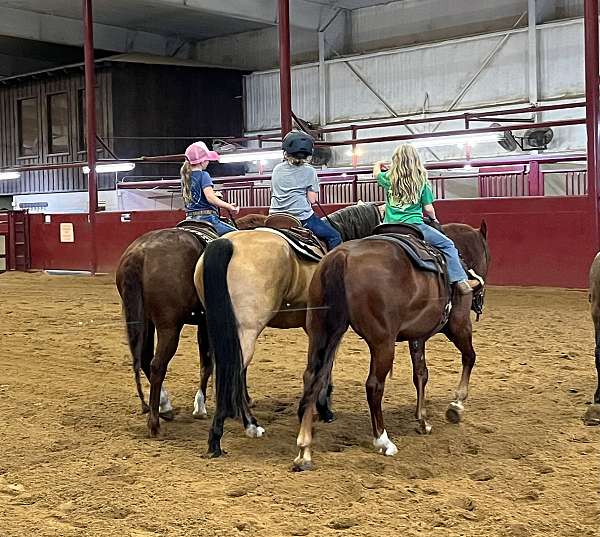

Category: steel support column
[83, 0, 98, 274]
[278, 0, 292, 137]
[585, 0, 600, 249]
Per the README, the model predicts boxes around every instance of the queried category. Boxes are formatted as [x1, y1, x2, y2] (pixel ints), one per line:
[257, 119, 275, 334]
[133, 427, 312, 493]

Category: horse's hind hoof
[292, 460, 314, 472]
[159, 410, 175, 421]
[583, 404, 600, 426]
[446, 401, 465, 424]
[318, 409, 336, 423]
[141, 403, 150, 414]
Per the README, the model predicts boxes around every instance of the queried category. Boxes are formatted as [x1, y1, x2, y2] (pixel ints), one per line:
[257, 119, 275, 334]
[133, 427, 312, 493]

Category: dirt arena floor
[0, 272, 598, 537]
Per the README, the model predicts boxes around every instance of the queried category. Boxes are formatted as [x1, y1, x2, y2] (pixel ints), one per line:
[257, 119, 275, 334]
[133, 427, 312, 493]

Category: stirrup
[467, 269, 485, 289]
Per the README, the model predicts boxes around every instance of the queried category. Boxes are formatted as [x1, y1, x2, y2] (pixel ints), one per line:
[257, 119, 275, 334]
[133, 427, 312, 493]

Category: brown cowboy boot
[455, 279, 480, 295]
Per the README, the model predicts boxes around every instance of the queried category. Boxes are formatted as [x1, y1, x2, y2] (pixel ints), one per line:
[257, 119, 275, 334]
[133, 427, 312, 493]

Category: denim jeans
[301, 213, 343, 250]
[186, 214, 236, 236]
[415, 223, 468, 283]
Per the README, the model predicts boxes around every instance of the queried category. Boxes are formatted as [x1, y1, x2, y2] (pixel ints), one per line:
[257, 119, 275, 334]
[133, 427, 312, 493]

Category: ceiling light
[83, 162, 136, 174]
[410, 132, 504, 149]
[219, 150, 283, 163]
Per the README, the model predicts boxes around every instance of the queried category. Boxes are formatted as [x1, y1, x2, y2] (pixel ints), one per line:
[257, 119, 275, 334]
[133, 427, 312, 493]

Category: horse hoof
[416, 422, 433, 435]
[192, 410, 208, 420]
[583, 404, 600, 426]
[159, 410, 175, 421]
[141, 402, 150, 414]
[319, 409, 336, 423]
[245, 424, 266, 438]
[446, 401, 465, 424]
[292, 460, 314, 472]
[204, 448, 224, 459]
[147, 426, 160, 438]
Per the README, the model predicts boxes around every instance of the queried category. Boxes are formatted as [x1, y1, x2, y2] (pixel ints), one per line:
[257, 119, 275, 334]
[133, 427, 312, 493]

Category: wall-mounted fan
[491, 123, 554, 152]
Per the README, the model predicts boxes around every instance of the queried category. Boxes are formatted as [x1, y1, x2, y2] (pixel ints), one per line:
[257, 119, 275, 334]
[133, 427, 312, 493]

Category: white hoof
[159, 387, 173, 414]
[373, 430, 398, 457]
[245, 424, 266, 438]
[193, 390, 208, 419]
[446, 401, 465, 423]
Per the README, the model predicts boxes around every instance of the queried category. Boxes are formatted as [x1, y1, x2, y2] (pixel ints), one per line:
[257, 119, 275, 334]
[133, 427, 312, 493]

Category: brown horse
[115, 213, 266, 437]
[585, 253, 600, 425]
[293, 222, 490, 470]
[194, 203, 382, 457]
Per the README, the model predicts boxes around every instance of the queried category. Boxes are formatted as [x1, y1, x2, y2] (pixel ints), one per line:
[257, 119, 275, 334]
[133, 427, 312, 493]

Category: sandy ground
[0, 272, 598, 537]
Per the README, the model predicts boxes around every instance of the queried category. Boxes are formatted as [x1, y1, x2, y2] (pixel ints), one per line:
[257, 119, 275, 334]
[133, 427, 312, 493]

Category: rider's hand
[229, 203, 240, 215]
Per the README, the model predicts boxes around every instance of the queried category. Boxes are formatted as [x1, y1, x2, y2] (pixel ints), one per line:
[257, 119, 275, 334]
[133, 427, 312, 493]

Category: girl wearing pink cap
[181, 141, 239, 235]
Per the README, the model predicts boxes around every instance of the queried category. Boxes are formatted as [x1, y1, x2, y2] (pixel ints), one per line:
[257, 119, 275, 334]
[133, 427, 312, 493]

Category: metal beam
[584, 0, 600, 250]
[0, 6, 193, 56]
[278, 0, 293, 136]
[83, 0, 98, 276]
[528, 0, 539, 107]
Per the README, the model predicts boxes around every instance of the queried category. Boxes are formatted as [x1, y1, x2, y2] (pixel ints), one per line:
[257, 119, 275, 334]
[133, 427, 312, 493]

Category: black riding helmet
[282, 130, 314, 158]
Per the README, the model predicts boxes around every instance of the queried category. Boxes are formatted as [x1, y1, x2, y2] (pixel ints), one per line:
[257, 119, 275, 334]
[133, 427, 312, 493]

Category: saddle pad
[364, 233, 445, 274]
[176, 223, 219, 247]
[255, 227, 325, 263]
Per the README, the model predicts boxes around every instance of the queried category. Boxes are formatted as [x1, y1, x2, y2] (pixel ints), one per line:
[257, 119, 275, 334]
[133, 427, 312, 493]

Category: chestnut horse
[115, 213, 266, 437]
[293, 222, 490, 470]
[194, 203, 382, 457]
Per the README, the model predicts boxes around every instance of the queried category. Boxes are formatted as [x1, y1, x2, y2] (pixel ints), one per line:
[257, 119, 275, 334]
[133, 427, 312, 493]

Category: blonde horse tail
[202, 239, 245, 423]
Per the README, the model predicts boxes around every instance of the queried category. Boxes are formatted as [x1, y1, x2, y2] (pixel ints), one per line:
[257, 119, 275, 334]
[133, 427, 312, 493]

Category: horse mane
[324, 203, 382, 241]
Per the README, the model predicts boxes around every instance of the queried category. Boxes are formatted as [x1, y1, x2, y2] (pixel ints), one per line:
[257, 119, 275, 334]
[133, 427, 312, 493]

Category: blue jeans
[415, 223, 468, 283]
[187, 214, 236, 236]
[301, 213, 342, 251]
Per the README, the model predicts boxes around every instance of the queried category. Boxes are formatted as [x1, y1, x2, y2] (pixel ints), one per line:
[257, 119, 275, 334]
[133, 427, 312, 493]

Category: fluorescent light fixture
[0, 171, 20, 180]
[219, 149, 283, 163]
[83, 162, 136, 174]
[410, 132, 504, 149]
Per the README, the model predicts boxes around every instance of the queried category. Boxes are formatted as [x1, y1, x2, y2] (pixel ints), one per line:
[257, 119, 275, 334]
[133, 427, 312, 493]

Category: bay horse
[585, 253, 600, 425]
[194, 203, 382, 457]
[293, 221, 490, 470]
[115, 213, 266, 437]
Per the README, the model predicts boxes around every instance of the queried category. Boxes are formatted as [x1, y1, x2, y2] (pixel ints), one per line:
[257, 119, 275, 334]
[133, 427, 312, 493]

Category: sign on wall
[59, 223, 74, 243]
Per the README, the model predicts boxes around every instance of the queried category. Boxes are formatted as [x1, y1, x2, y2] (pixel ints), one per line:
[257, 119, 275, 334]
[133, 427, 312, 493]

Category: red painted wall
[28, 197, 597, 288]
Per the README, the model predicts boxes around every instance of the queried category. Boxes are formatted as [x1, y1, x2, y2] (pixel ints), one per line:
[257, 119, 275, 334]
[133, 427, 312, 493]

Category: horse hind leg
[366, 339, 398, 456]
[193, 316, 212, 420]
[238, 329, 265, 438]
[443, 319, 476, 424]
[409, 339, 432, 435]
[147, 326, 181, 437]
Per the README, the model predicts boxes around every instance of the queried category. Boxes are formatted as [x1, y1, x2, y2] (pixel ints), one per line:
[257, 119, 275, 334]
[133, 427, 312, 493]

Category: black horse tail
[117, 262, 151, 413]
[299, 249, 349, 421]
[202, 239, 245, 420]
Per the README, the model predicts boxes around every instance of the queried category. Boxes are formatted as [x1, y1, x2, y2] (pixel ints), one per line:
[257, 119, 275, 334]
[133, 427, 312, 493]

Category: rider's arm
[423, 204, 437, 221]
[307, 167, 320, 205]
[203, 186, 238, 212]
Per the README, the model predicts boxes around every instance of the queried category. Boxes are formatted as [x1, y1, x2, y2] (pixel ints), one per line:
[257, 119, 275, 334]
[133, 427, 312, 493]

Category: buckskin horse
[585, 253, 600, 426]
[115, 213, 266, 438]
[293, 221, 490, 470]
[195, 203, 382, 457]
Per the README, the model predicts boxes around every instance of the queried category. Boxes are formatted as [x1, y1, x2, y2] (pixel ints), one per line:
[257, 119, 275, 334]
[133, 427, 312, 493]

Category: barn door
[0, 211, 31, 272]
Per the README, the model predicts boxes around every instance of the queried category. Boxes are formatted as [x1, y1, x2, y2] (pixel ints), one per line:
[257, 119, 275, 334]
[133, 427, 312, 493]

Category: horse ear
[479, 219, 487, 239]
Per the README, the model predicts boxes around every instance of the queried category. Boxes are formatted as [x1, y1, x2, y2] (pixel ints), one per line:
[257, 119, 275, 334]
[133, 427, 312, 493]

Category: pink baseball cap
[185, 141, 220, 164]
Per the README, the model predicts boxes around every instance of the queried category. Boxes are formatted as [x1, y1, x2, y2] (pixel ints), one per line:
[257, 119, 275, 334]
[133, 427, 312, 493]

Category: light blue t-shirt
[269, 162, 319, 221]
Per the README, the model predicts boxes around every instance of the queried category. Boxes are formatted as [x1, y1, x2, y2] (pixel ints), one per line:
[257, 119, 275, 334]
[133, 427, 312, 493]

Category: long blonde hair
[181, 160, 193, 205]
[387, 144, 428, 205]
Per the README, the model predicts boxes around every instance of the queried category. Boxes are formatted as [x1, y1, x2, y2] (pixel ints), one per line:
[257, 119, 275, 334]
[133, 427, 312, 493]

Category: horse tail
[202, 239, 245, 420]
[299, 249, 349, 421]
[117, 260, 150, 412]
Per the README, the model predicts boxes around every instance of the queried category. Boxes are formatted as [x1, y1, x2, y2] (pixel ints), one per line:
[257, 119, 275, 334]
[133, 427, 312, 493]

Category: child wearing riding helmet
[373, 144, 481, 295]
[181, 141, 239, 236]
[269, 131, 342, 250]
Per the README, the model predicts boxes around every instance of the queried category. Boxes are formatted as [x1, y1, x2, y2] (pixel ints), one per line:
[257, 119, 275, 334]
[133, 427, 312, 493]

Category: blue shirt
[185, 170, 217, 213]
[269, 162, 319, 221]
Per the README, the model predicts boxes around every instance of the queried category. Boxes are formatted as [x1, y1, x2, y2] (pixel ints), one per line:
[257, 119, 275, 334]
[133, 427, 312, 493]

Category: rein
[314, 199, 337, 229]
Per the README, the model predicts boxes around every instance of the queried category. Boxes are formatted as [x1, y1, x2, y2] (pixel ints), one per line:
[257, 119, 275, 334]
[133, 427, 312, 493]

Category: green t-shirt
[377, 171, 435, 224]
